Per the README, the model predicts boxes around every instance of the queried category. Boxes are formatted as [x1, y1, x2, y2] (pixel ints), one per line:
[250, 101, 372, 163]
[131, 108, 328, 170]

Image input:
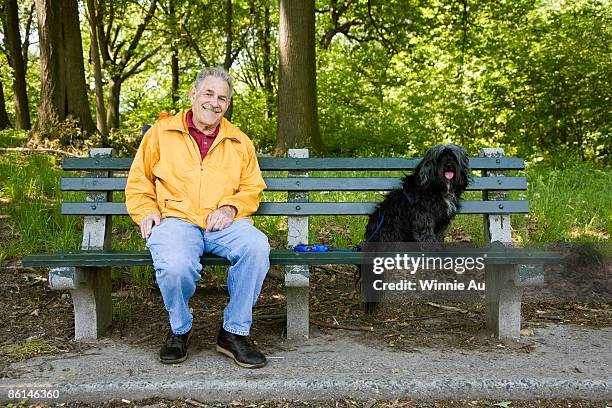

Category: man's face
[189, 76, 230, 130]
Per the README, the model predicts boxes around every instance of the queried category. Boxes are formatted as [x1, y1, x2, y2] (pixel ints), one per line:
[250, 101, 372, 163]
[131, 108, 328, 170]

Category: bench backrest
[60, 155, 528, 217]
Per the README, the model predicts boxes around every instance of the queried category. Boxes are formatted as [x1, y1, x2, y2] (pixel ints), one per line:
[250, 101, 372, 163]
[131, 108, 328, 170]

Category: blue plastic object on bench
[294, 245, 329, 252]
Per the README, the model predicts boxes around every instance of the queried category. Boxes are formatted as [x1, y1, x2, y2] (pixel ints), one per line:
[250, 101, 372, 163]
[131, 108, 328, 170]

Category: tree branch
[123, 0, 158, 68]
[224, 0, 233, 69]
[367, 0, 398, 54]
[97, 0, 112, 64]
[182, 23, 211, 67]
[320, 20, 361, 49]
[123, 48, 157, 79]
[0, 147, 76, 156]
[106, 0, 116, 53]
[110, 25, 121, 64]
[22, 1, 35, 67]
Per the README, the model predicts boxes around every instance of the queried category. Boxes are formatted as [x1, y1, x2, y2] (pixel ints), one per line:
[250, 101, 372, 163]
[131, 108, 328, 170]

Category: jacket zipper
[186, 131, 238, 224]
[185, 133, 203, 217]
[187, 133, 231, 221]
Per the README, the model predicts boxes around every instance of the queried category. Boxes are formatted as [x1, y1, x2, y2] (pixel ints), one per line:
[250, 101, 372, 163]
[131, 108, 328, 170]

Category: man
[125, 67, 270, 368]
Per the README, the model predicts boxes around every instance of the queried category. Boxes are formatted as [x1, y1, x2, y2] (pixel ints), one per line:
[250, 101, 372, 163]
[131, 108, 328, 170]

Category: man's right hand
[141, 213, 161, 239]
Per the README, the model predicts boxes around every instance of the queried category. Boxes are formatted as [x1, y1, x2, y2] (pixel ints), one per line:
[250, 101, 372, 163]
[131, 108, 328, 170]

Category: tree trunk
[170, 47, 179, 110]
[3, 0, 31, 130]
[106, 77, 122, 131]
[251, 2, 276, 119]
[224, 0, 234, 121]
[87, 0, 108, 140]
[169, 0, 179, 110]
[33, 0, 96, 140]
[262, 4, 274, 119]
[22, 2, 35, 68]
[0, 82, 12, 129]
[277, 0, 323, 154]
[224, 0, 233, 70]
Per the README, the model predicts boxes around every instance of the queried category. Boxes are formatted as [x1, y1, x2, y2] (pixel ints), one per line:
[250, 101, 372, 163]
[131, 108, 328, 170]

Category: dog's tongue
[444, 171, 454, 180]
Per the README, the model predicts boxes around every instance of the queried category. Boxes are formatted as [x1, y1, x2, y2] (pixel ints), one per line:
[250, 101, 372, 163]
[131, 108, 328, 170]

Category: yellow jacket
[125, 110, 266, 229]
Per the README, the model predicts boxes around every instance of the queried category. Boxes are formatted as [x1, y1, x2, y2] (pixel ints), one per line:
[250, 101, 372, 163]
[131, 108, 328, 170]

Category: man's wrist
[222, 205, 237, 217]
[139, 211, 160, 224]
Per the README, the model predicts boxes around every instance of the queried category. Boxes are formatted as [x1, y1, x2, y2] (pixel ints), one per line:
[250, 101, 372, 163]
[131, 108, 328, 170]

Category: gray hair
[194, 67, 233, 99]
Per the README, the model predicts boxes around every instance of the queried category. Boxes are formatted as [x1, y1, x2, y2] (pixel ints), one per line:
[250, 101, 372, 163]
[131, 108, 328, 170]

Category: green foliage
[317, 43, 414, 156]
[472, 0, 612, 163]
[38, 117, 93, 147]
[105, 127, 147, 157]
[314, 0, 611, 162]
[232, 88, 277, 153]
[3, 0, 609, 164]
[0, 129, 28, 147]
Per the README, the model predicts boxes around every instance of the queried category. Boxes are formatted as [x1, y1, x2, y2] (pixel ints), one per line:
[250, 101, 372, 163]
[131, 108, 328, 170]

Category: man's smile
[202, 103, 222, 114]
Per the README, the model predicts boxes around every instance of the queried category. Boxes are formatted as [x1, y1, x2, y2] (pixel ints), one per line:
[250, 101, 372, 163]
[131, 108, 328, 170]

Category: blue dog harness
[365, 190, 414, 242]
[365, 214, 385, 243]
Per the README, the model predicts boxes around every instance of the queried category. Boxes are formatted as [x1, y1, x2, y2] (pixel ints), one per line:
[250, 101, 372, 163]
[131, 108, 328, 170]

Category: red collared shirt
[186, 109, 219, 160]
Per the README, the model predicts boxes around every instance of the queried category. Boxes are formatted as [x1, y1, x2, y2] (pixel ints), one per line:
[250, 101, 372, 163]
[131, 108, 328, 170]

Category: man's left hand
[205, 205, 237, 232]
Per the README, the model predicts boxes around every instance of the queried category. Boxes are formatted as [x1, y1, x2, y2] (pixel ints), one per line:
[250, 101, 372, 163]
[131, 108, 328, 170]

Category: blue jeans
[146, 217, 270, 336]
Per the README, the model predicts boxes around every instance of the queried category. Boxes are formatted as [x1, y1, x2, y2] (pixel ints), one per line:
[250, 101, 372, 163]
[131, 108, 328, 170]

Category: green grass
[0, 152, 83, 260]
[0, 150, 609, 265]
[0, 129, 28, 148]
[0, 338, 60, 362]
[517, 161, 611, 242]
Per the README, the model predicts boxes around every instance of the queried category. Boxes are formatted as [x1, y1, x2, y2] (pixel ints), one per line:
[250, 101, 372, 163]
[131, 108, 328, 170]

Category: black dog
[360, 143, 471, 311]
[364, 143, 470, 243]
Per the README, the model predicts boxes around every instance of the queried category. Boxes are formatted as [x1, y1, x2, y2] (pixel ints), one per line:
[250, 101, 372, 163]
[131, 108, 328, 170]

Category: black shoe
[159, 329, 192, 364]
[216, 328, 267, 368]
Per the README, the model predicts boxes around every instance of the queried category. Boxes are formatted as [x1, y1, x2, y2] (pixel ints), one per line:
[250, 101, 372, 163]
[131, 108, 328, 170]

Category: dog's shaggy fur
[364, 143, 471, 243]
[360, 143, 471, 312]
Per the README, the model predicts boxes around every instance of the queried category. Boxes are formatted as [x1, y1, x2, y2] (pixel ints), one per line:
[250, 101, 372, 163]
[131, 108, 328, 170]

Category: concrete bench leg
[49, 266, 112, 340]
[286, 148, 310, 340]
[286, 288, 309, 339]
[72, 148, 115, 340]
[285, 265, 309, 340]
[480, 147, 525, 340]
[72, 267, 112, 340]
[485, 264, 523, 340]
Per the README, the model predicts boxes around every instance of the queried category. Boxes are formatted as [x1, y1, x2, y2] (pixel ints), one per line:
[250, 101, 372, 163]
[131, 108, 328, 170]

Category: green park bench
[22, 147, 559, 342]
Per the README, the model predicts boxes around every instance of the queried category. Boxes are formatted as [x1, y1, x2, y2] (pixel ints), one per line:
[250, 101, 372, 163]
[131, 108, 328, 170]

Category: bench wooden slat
[62, 156, 525, 171]
[61, 176, 528, 192]
[265, 176, 528, 191]
[63, 157, 133, 171]
[61, 200, 529, 216]
[22, 249, 560, 268]
[259, 157, 526, 170]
